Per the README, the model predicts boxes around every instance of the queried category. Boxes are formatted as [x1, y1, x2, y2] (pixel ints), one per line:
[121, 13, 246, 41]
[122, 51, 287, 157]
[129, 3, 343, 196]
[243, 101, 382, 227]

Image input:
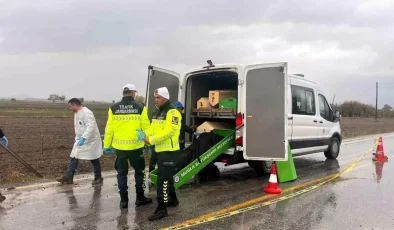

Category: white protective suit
[70, 107, 103, 160]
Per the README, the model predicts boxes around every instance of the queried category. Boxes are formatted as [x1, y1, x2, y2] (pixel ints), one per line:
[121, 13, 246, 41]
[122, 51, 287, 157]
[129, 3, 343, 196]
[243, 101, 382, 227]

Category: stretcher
[149, 128, 236, 189]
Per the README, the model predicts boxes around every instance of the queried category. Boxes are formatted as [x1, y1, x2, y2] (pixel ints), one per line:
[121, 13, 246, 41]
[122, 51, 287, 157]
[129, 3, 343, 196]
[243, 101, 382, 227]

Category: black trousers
[114, 148, 146, 195]
[179, 141, 186, 151]
[157, 151, 178, 204]
[149, 147, 158, 173]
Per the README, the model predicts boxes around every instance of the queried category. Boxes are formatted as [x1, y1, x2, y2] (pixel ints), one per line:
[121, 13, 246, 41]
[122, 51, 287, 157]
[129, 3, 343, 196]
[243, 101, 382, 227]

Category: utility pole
[376, 82, 378, 120]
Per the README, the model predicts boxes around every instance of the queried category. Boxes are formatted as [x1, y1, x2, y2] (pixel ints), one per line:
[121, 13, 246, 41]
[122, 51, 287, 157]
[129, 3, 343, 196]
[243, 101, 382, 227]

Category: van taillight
[236, 113, 243, 127]
[235, 137, 243, 145]
[235, 113, 243, 145]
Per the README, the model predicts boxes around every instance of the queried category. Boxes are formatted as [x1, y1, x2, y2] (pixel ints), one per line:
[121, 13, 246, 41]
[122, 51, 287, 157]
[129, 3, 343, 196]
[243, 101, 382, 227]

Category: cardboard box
[197, 97, 211, 109]
[209, 90, 237, 107]
[196, 121, 234, 133]
[219, 97, 237, 109]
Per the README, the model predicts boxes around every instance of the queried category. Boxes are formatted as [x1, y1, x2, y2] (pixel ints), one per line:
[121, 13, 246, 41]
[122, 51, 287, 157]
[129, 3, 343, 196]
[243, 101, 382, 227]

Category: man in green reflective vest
[142, 87, 182, 221]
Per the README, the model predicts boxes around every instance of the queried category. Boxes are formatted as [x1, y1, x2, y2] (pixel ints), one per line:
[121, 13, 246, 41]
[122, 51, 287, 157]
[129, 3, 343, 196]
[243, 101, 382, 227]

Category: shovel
[0, 143, 43, 178]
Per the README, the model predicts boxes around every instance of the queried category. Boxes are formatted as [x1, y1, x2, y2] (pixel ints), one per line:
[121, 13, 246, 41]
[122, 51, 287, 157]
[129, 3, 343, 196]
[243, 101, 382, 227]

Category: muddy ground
[1, 116, 394, 184]
[0, 117, 113, 184]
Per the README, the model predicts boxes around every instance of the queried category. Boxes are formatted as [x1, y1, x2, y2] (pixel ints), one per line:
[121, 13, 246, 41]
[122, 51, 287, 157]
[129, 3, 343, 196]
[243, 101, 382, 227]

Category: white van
[145, 61, 342, 176]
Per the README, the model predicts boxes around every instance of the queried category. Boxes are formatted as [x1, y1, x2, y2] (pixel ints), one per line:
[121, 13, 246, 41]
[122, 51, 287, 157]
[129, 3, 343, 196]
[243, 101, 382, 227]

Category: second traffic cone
[373, 137, 388, 162]
[263, 163, 282, 194]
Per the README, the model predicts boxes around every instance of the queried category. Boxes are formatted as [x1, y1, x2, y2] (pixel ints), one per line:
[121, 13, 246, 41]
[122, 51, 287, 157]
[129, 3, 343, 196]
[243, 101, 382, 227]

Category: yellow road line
[163, 141, 378, 230]
[175, 158, 372, 227]
[338, 152, 371, 161]
[349, 154, 393, 171]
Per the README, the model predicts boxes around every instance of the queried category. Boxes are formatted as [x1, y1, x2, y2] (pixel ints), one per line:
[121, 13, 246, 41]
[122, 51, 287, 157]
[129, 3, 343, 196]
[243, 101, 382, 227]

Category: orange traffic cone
[263, 163, 282, 194]
[373, 137, 388, 162]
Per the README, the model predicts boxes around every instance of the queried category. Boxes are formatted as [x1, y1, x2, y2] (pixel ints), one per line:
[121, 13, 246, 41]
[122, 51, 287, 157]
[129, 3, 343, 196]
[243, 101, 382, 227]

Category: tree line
[47, 94, 146, 104]
[331, 101, 394, 118]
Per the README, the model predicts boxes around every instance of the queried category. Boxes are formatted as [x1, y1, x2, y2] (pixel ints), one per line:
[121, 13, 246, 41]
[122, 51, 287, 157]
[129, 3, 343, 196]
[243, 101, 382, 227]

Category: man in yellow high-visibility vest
[103, 84, 152, 209]
[142, 87, 182, 221]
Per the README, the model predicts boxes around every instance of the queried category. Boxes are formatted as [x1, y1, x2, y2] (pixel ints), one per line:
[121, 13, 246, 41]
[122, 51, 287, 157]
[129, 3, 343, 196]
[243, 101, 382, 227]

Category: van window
[291, 86, 315, 115]
[318, 94, 333, 121]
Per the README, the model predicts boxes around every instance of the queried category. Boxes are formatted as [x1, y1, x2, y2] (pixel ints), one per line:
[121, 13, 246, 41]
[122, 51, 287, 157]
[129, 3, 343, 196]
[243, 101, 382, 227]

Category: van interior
[184, 70, 239, 141]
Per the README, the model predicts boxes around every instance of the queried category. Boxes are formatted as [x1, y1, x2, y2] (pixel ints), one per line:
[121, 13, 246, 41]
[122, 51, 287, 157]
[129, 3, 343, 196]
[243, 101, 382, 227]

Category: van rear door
[242, 63, 289, 161]
[146, 66, 180, 118]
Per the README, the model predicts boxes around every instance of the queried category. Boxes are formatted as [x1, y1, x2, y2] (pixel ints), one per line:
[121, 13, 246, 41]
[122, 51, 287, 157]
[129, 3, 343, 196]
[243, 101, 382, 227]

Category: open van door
[145, 66, 180, 118]
[243, 62, 289, 161]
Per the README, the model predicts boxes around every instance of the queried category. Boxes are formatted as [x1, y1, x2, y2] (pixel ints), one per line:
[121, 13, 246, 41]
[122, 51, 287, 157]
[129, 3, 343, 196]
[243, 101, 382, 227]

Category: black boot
[148, 202, 168, 221]
[56, 176, 73, 184]
[166, 192, 179, 207]
[119, 192, 128, 209]
[92, 177, 103, 185]
[135, 191, 153, 206]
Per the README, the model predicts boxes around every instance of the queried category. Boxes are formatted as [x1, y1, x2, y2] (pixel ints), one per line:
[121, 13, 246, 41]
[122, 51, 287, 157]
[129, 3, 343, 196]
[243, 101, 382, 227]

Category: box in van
[209, 90, 237, 107]
[197, 97, 211, 109]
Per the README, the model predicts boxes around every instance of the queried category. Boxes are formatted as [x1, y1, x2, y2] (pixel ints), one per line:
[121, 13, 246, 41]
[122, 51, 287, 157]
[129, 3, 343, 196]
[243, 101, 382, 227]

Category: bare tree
[382, 104, 392, 111]
[48, 94, 60, 103]
[59, 95, 66, 103]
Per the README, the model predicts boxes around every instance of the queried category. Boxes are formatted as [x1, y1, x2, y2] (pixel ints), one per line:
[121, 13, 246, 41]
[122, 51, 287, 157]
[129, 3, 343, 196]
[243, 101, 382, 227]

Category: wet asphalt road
[0, 133, 393, 230]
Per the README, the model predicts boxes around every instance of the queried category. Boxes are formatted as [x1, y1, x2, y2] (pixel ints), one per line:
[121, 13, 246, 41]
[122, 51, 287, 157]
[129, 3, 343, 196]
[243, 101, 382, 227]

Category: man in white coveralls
[56, 98, 103, 185]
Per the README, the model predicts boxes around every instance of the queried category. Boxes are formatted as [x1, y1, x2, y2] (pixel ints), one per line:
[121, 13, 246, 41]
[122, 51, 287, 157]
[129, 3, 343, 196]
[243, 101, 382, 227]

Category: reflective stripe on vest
[113, 115, 141, 121]
[155, 140, 179, 151]
[113, 139, 144, 145]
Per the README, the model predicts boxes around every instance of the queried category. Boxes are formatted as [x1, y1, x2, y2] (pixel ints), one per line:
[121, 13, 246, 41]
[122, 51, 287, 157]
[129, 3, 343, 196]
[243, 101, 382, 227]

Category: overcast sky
[1, 0, 394, 107]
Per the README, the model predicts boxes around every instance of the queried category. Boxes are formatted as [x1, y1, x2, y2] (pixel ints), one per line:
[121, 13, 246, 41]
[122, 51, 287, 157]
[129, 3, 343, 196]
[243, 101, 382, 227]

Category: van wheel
[248, 161, 272, 177]
[324, 137, 340, 159]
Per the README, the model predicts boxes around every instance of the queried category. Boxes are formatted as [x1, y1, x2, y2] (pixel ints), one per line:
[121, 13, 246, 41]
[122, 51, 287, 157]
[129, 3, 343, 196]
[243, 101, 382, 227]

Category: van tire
[324, 137, 340, 159]
[248, 161, 272, 177]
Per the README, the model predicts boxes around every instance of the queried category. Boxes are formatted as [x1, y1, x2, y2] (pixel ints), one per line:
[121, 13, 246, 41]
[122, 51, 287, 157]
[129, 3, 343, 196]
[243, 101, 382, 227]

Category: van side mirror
[335, 110, 341, 121]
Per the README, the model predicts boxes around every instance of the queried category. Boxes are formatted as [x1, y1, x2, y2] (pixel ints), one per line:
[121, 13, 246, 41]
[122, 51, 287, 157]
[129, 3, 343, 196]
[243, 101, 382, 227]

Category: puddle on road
[374, 160, 387, 183]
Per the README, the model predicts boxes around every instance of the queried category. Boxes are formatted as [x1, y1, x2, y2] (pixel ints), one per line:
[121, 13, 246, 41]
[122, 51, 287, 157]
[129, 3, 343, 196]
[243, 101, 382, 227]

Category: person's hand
[144, 137, 150, 145]
[103, 147, 113, 154]
[191, 125, 198, 131]
[1, 136, 8, 147]
[136, 129, 145, 140]
[77, 137, 85, 146]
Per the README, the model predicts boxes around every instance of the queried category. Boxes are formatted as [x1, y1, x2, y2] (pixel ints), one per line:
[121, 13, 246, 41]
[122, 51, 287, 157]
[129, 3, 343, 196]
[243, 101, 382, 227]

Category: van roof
[187, 63, 241, 74]
[288, 74, 317, 85]
[186, 63, 322, 91]
[289, 74, 323, 93]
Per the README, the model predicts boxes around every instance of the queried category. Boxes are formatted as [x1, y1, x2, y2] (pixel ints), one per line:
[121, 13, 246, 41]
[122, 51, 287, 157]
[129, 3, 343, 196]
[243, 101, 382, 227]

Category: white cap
[123, 84, 137, 92]
[155, 87, 170, 100]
